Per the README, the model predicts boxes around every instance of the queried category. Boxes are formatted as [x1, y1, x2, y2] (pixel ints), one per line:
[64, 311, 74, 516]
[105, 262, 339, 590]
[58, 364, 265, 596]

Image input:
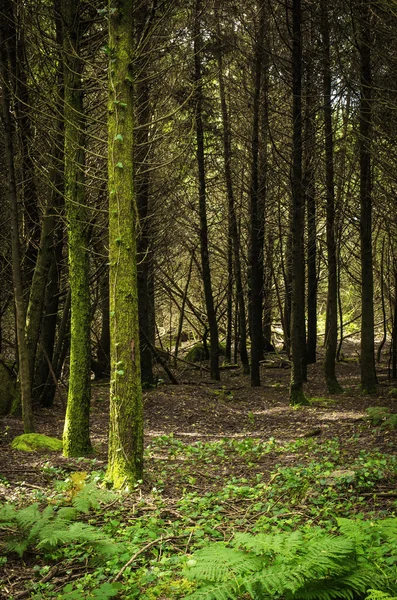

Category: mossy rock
[185, 342, 226, 363]
[0, 362, 16, 416]
[11, 433, 63, 452]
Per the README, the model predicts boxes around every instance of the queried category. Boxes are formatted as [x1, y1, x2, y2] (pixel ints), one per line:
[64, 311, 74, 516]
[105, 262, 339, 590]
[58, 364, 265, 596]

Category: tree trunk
[249, 1, 266, 387]
[107, 0, 144, 488]
[0, 22, 34, 432]
[193, 0, 220, 381]
[321, 0, 342, 393]
[3, 0, 40, 282]
[304, 12, 317, 366]
[216, 8, 249, 374]
[359, 0, 377, 393]
[62, 0, 92, 456]
[289, 0, 308, 405]
[135, 0, 155, 386]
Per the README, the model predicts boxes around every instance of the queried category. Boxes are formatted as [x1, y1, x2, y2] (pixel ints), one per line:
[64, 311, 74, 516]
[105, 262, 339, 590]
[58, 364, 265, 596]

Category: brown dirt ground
[1, 350, 397, 597]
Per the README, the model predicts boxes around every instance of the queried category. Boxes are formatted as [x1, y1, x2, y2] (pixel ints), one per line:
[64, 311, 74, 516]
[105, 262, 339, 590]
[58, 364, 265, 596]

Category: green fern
[0, 480, 121, 560]
[183, 519, 397, 600]
[366, 591, 397, 600]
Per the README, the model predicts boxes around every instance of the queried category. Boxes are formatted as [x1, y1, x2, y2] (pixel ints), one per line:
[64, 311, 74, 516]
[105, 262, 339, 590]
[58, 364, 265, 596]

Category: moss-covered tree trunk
[107, 0, 143, 488]
[61, 0, 92, 457]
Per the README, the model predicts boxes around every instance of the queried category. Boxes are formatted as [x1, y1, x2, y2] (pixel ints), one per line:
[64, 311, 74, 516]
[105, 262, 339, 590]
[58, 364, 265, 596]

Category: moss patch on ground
[11, 433, 63, 452]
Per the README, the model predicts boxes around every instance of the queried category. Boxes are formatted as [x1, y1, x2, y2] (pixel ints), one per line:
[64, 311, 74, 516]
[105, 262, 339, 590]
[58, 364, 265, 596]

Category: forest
[1, 0, 397, 598]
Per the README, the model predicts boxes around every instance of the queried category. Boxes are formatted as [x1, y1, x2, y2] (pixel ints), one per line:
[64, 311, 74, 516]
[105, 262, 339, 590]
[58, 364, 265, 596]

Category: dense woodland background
[1, 0, 397, 458]
[3, 2, 397, 598]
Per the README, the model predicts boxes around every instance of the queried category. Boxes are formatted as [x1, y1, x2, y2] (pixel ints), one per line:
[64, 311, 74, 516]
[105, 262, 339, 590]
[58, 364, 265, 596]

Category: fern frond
[14, 503, 41, 530]
[6, 538, 29, 557]
[0, 503, 19, 525]
[366, 590, 397, 600]
[45, 522, 121, 557]
[185, 580, 240, 600]
[185, 544, 262, 583]
[72, 481, 116, 513]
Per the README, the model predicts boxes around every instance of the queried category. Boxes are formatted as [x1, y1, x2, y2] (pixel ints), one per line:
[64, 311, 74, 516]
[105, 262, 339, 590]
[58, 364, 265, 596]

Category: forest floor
[1, 345, 397, 599]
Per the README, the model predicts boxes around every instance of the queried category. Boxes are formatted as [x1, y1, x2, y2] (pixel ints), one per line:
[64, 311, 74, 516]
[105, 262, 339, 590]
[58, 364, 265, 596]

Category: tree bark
[249, 1, 266, 386]
[216, 8, 249, 374]
[321, 0, 342, 393]
[135, 0, 155, 386]
[359, 0, 377, 393]
[0, 22, 34, 432]
[304, 11, 317, 366]
[62, 0, 92, 456]
[193, 0, 220, 380]
[289, 0, 309, 405]
[107, 0, 144, 488]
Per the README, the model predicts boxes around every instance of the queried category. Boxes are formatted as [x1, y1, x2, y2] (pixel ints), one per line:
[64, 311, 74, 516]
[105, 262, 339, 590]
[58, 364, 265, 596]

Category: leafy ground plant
[183, 518, 397, 600]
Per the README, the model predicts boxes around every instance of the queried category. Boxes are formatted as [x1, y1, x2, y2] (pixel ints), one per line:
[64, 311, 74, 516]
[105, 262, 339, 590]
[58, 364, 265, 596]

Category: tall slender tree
[62, 0, 92, 456]
[289, 0, 309, 405]
[249, 1, 266, 387]
[107, 0, 144, 487]
[321, 0, 342, 393]
[215, 6, 249, 374]
[0, 18, 34, 433]
[193, 0, 220, 381]
[358, 0, 377, 393]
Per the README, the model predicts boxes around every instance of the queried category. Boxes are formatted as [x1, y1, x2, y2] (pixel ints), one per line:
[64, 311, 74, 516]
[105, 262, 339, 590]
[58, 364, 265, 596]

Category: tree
[289, 0, 309, 405]
[193, 0, 220, 381]
[358, 0, 377, 393]
[249, 0, 266, 387]
[215, 5, 249, 374]
[62, 0, 92, 456]
[107, 0, 144, 488]
[0, 14, 34, 433]
[321, 0, 342, 393]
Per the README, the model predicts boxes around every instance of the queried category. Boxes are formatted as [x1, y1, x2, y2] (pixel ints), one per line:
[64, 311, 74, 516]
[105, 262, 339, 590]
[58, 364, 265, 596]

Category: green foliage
[183, 518, 397, 600]
[0, 478, 120, 560]
[58, 581, 123, 599]
[366, 407, 397, 429]
[366, 591, 397, 600]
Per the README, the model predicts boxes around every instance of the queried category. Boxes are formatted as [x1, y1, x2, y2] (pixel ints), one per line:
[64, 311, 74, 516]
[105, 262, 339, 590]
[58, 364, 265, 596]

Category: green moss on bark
[106, 0, 143, 489]
[61, 0, 92, 457]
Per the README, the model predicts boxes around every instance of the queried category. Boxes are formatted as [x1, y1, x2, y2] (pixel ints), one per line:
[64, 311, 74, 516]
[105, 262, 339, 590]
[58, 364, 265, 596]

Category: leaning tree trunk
[193, 0, 220, 381]
[107, 0, 144, 488]
[0, 23, 34, 432]
[359, 0, 377, 393]
[289, 0, 309, 405]
[62, 0, 92, 456]
[321, 0, 342, 393]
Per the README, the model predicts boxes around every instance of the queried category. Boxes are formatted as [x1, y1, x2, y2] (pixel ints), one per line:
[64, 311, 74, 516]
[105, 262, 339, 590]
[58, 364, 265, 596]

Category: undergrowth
[1, 434, 397, 599]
